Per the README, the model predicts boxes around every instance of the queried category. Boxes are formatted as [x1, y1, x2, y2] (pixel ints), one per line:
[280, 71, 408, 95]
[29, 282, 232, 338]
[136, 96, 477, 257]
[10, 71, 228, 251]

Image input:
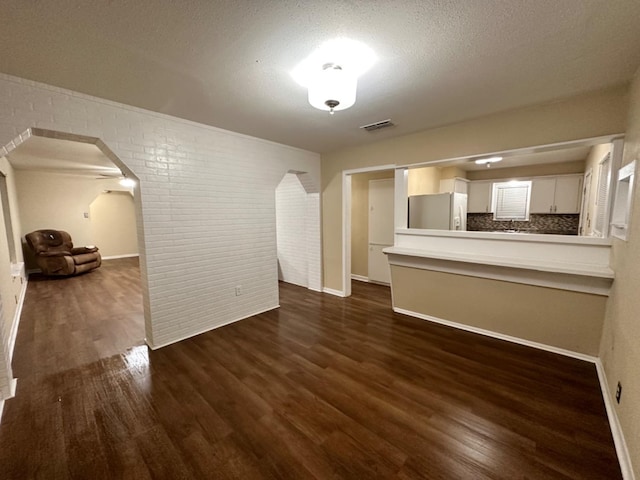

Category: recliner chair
[25, 229, 101, 276]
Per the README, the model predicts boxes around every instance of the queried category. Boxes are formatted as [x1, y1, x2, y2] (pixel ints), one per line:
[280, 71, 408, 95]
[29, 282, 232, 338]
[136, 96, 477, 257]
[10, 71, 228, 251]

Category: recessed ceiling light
[474, 156, 503, 165]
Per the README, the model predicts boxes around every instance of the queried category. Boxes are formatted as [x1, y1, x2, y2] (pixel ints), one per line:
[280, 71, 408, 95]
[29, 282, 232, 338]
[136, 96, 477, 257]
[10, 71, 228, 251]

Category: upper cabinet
[530, 175, 583, 214]
[439, 177, 469, 194]
[468, 181, 493, 213]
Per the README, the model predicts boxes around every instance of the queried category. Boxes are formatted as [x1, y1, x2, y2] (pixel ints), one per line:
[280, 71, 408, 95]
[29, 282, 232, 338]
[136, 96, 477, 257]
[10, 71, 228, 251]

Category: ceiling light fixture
[475, 156, 503, 165]
[119, 177, 136, 187]
[308, 64, 356, 114]
[292, 38, 376, 115]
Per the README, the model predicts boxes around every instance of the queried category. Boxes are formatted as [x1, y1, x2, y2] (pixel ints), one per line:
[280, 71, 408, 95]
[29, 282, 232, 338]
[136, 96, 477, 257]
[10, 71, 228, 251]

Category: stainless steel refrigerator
[408, 193, 468, 230]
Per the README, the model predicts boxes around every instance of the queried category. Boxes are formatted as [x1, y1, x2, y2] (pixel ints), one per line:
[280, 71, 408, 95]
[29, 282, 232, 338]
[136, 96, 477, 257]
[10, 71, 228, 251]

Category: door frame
[341, 164, 396, 297]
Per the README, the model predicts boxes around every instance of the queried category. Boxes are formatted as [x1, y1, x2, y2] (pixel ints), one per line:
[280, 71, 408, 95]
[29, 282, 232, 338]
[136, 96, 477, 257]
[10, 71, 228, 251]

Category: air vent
[360, 119, 395, 132]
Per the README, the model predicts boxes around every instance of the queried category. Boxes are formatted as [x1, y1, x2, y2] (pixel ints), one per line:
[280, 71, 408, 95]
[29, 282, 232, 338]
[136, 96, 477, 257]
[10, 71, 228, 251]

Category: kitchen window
[492, 181, 532, 221]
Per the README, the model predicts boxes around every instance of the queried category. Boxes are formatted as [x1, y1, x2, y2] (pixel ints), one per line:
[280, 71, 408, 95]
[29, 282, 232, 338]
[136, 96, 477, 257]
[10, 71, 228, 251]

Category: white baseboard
[393, 306, 634, 478]
[351, 274, 369, 283]
[393, 307, 597, 363]
[595, 359, 635, 480]
[0, 379, 18, 423]
[147, 304, 280, 350]
[101, 253, 139, 260]
[322, 287, 346, 297]
[8, 276, 28, 362]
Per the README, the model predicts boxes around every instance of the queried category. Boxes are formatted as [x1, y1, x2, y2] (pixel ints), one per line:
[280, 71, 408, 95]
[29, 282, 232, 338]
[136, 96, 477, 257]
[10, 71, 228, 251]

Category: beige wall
[14, 170, 132, 268]
[582, 144, 611, 236]
[322, 85, 629, 291]
[466, 159, 585, 181]
[351, 170, 394, 277]
[391, 266, 606, 355]
[407, 166, 440, 196]
[600, 70, 640, 479]
[89, 191, 138, 258]
[439, 166, 467, 180]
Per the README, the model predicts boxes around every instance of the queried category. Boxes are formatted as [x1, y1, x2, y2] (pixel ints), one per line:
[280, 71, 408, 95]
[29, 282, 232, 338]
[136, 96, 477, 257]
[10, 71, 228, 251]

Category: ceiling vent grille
[360, 119, 395, 132]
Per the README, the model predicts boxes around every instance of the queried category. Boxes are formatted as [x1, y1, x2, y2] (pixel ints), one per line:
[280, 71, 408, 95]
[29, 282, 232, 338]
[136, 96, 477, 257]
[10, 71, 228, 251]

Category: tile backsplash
[467, 213, 580, 235]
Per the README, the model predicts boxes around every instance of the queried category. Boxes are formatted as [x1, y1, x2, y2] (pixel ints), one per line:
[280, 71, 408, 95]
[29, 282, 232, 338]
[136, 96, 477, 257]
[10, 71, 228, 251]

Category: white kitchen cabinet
[439, 177, 469, 194]
[467, 181, 493, 213]
[530, 178, 556, 213]
[531, 175, 582, 214]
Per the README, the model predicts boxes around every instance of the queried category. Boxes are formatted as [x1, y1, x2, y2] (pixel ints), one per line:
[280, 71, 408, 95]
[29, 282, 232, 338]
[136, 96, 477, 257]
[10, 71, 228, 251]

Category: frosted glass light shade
[307, 66, 357, 112]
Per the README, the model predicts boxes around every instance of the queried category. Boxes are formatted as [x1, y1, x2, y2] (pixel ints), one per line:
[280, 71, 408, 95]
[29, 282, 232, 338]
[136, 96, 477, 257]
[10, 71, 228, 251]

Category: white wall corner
[351, 274, 369, 283]
[393, 307, 598, 362]
[322, 287, 346, 297]
[8, 275, 27, 362]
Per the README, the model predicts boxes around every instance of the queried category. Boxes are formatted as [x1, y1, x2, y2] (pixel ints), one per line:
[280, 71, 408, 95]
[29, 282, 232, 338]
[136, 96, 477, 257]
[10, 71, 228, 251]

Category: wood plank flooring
[0, 259, 621, 479]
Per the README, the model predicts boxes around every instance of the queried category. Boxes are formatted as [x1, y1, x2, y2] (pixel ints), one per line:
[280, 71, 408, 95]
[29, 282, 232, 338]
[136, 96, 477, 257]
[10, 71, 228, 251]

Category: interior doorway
[342, 165, 396, 297]
[350, 171, 395, 285]
[368, 178, 395, 284]
[0, 128, 146, 400]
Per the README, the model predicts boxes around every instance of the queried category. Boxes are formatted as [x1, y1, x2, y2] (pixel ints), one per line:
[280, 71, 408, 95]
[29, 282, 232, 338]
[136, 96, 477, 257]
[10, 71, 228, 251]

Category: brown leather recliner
[25, 229, 101, 276]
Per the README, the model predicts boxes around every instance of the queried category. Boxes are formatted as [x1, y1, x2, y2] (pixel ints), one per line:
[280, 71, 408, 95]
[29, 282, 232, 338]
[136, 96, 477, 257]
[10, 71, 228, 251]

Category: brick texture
[0, 73, 321, 355]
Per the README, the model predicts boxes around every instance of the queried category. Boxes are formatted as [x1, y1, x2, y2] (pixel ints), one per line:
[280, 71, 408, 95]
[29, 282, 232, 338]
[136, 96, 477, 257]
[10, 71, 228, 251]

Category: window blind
[493, 181, 531, 220]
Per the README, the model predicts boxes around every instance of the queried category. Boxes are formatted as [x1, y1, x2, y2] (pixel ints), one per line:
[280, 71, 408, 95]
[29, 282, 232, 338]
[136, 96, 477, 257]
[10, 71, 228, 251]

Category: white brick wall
[305, 192, 322, 292]
[0, 73, 321, 355]
[276, 173, 309, 287]
[275, 173, 322, 291]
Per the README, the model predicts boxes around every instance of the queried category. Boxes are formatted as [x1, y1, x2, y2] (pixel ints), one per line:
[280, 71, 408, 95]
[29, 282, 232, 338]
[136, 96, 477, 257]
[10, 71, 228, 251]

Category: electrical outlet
[615, 382, 622, 404]
[235, 285, 243, 296]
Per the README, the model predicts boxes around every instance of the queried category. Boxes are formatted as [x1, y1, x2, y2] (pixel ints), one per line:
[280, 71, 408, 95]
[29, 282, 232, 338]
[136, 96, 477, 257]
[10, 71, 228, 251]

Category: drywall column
[276, 173, 308, 287]
[275, 172, 321, 291]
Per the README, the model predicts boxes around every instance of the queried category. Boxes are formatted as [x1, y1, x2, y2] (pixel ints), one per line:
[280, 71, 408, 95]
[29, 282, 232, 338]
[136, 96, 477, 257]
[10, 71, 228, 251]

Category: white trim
[394, 306, 634, 478]
[341, 164, 396, 299]
[402, 134, 624, 170]
[393, 307, 598, 363]
[385, 248, 613, 296]
[8, 276, 27, 362]
[351, 274, 369, 282]
[610, 160, 637, 241]
[101, 253, 140, 260]
[146, 304, 280, 350]
[343, 165, 397, 176]
[342, 173, 352, 298]
[395, 227, 612, 245]
[322, 287, 346, 297]
[595, 359, 635, 480]
[0, 379, 17, 424]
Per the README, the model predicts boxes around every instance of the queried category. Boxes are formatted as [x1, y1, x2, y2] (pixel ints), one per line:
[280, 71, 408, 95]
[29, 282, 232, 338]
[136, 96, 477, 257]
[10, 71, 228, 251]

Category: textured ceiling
[2, 1, 640, 153]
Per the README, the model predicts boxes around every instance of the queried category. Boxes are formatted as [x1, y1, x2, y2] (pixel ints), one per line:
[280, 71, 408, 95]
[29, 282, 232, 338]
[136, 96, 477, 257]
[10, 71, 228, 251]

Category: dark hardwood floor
[0, 260, 621, 479]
